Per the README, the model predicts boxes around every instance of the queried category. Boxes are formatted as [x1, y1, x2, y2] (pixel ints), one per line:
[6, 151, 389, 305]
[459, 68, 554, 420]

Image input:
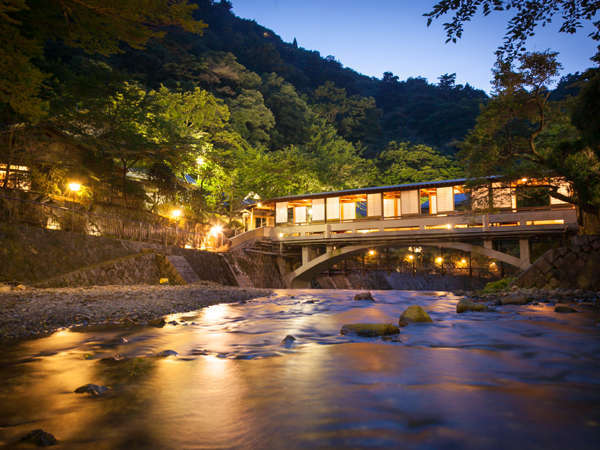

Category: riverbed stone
[20, 429, 57, 446]
[148, 318, 166, 327]
[75, 383, 110, 396]
[399, 305, 433, 326]
[281, 335, 296, 347]
[456, 299, 489, 313]
[354, 292, 375, 301]
[555, 304, 578, 313]
[340, 323, 400, 337]
[156, 349, 178, 357]
[499, 294, 530, 305]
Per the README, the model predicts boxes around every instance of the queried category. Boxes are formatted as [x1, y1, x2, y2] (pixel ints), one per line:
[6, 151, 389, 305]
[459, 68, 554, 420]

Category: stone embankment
[515, 235, 600, 291]
[0, 283, 270, 342]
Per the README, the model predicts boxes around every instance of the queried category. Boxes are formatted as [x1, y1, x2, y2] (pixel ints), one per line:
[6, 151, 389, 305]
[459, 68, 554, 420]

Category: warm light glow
[196, 156, 205, 166]
[68, 182, 81, 192]
[435, 256, 443, 264]
[460, 258, 467, 265]
[278, 232, 284, 238]
[171, 209, 182, 219]
[308, 208, 313, 215]
[368, 250, 376, 256]
[489, 261, 497, 268]
[521, 177, 528, 183]
[446, 223, 452, 229]
[209, 224, 223, 237]
[407, 254, 414, 261]
[257, 202, 262, 208]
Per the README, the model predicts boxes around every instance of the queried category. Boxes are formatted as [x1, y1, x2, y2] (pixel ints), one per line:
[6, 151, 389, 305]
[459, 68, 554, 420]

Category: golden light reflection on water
[0, 290, 599, 448]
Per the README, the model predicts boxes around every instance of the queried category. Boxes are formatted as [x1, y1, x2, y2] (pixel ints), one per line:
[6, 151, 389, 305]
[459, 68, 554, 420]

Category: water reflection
[1, 290, 599, 449]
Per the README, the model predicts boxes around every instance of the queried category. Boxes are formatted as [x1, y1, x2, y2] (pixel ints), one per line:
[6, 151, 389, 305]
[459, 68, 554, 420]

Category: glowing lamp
[171, 209, 182, 219]
[460, 258, 467, 265]
[368, 250, 376, 256]
[435, 256, 443, 264]
[209, 224, 223, 237]
[68, 182, 81, 192]
[407, 254, 414, 261]
[257, 202, 262, 208]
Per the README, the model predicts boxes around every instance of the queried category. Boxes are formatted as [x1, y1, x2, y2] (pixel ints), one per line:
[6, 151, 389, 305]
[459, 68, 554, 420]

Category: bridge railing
[268, 208, 577, 242]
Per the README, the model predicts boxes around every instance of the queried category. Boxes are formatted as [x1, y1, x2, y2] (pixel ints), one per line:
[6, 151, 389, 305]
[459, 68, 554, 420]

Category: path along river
[1, 290, 599, 449]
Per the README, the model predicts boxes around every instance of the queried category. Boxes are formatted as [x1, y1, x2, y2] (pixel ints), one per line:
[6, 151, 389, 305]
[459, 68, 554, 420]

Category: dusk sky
[232, 0, 597, 91]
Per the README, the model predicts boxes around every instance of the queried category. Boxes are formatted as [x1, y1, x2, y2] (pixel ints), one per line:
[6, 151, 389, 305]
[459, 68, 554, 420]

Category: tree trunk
[2, 127, 15, 189]
[579, 208, 600, 235]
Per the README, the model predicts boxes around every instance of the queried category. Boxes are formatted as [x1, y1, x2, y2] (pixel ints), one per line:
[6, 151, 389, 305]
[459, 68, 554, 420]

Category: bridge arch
[286, 241, 530, 288]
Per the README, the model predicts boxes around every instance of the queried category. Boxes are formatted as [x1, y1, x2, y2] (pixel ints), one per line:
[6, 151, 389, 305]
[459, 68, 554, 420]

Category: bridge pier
[519, 239, 531, 266]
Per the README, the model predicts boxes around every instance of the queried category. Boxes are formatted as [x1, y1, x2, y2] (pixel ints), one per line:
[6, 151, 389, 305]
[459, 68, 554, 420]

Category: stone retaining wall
[515, 235, 600, 290]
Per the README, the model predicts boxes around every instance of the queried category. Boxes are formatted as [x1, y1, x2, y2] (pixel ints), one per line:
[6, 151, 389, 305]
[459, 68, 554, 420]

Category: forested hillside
[111, 0, 489, 155]
[3, 0, 590, 229]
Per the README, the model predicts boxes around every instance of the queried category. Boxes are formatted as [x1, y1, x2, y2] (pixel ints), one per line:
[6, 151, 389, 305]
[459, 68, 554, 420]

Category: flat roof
[260, 177, 502, 204]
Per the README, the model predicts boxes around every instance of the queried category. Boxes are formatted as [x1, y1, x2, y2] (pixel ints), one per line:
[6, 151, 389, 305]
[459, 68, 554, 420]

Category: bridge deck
[262, 208, 576, 246]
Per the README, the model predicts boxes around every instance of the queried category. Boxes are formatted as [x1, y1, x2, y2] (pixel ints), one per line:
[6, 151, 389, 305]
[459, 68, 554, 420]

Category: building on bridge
[237, 177, 576, 287]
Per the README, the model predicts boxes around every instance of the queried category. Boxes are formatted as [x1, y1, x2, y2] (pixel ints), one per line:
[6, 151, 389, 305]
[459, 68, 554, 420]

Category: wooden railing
[0, 190, 205, 248]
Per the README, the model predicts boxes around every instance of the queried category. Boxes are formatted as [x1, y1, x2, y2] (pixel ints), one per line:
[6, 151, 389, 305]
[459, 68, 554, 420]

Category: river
[1, 290, 599, 449]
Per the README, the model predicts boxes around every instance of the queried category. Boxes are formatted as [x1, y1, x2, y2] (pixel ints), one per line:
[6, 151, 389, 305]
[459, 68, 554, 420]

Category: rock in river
[399, 305, 433, 326]
[354, 292, 375, 301]
[555, 304, 578, 313]
[20, 429, 57, 446]
[281, 335, 296, 347]
[456, 299, 489, 313]
[340, 323, 400, 337]
[74, 384, 110, 396]
[156, 349, 178, 357]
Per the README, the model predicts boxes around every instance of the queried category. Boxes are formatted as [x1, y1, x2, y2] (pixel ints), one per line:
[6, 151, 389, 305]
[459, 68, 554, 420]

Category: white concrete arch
[286, 241, 530, 288]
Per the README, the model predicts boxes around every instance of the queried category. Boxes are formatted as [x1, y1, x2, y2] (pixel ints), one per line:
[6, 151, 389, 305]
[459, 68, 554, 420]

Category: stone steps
[166, 255, 201, 284]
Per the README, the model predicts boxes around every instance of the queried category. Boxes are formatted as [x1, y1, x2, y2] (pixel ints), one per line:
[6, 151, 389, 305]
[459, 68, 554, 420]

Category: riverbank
[0, 282, 270, 342]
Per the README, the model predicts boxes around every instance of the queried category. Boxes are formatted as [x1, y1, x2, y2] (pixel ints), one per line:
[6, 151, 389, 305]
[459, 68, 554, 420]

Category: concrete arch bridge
[231, 178, 578, 287]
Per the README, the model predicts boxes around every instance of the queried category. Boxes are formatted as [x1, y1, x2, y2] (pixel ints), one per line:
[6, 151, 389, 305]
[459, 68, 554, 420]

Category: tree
[460, 51, 600, 232]
[425, 0, 600, 57]
[0, 0, 205, 120]
[376, 141, 463, 185]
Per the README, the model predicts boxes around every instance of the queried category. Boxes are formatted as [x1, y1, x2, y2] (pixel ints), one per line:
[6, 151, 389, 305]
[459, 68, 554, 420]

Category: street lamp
[67, 181, 82, 231]
[68, 182, 81, 193]
[210, 224, 223, 249]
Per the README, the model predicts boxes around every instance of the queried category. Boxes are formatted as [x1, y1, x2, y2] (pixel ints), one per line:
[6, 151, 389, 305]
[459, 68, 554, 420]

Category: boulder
[156, 349, 178, 357]
[148, 318, 166, 327]
[554, 304, 578, 313]
[340, 323, 400, 337]
[354, 292, 375, 301]
[399, 305, 433, 326]
[499, 294, 530, 305]
[456, 299, 489, 313]
[281, 335, 296, 347]
[74, 384, 110, 396]
[20, 429, 57, 447]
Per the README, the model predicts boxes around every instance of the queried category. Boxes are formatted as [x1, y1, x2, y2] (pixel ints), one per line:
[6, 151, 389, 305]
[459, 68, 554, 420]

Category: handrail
[229, 227, 265, 249]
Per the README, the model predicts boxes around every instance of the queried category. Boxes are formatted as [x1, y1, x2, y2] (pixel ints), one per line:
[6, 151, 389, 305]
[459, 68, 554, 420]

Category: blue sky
[232, 0, 597, 92]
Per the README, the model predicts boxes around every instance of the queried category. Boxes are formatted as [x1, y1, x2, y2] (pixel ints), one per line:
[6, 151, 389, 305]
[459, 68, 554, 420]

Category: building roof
[259, 177, 502, 204]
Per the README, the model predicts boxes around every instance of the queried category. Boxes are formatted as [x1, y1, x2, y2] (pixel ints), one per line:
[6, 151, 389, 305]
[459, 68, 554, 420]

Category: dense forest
[1, 0, 597, 232]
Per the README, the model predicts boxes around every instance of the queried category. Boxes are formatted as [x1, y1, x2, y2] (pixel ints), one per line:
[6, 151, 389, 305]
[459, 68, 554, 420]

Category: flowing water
[1, 290, 600, 449]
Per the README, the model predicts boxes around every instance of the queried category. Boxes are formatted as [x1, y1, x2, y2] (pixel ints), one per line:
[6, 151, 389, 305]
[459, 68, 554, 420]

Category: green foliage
[481, 277, 515, 294]
[376, 141, 463, 185]
[0, 0, 205, 120]
[425, 0, 600, 57]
